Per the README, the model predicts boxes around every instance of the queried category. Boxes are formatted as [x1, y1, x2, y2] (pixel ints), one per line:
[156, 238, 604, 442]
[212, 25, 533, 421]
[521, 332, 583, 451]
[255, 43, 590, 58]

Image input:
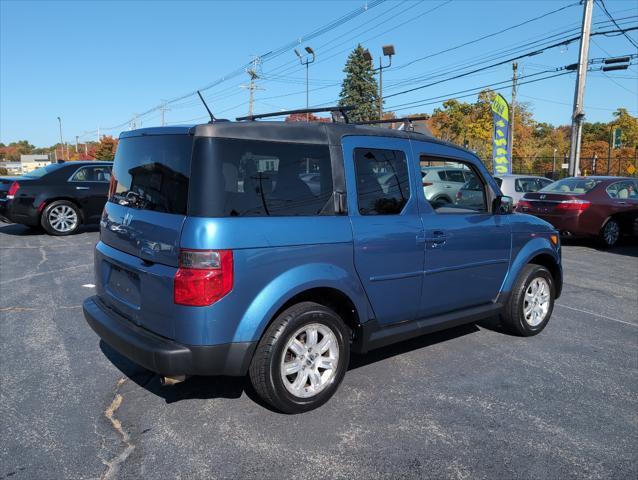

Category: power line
[597, 0, 638, 48]
[383, 27, 637, 101]
[391, 1, 580, 72]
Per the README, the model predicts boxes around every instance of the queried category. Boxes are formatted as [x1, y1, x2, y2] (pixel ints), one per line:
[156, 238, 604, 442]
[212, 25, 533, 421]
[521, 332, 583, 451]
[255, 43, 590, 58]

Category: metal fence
[479, 156, 638, 179]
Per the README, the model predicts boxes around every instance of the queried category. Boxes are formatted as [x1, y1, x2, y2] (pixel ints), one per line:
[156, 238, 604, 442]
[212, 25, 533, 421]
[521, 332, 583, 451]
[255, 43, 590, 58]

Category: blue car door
[412, 141, 512, 318]
[343, 136, 424, 326]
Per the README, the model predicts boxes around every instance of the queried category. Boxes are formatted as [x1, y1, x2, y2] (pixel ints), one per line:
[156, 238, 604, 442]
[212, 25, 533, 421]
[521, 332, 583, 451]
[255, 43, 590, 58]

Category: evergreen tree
[338, 44, 380, 122]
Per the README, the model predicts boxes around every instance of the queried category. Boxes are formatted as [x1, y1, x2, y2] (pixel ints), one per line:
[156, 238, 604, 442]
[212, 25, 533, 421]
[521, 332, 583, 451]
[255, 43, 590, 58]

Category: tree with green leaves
[338, 44, 380, 122]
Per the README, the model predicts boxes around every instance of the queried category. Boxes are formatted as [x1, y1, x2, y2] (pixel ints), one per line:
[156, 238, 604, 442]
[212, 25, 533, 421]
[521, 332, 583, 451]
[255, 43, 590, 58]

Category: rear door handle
[75, 186, 89, 190]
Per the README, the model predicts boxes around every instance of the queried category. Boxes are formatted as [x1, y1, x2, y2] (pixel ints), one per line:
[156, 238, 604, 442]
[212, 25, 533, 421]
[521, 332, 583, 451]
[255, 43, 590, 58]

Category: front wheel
[249, 302, 350, 414]
[502, 264, 555, 336]
[41, 200, 81, 236]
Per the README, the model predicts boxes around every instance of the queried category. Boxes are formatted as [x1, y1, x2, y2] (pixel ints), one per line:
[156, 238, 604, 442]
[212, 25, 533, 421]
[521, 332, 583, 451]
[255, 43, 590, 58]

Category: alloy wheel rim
[523, 277, 551, 327]
[280, 323, 339, 399]
[49, 205, 78, 233]
[604, 221, 619, 245]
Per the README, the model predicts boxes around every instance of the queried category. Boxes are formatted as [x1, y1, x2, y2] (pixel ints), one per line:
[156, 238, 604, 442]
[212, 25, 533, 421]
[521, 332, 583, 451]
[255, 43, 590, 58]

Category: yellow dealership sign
[491, 94, 511, 175]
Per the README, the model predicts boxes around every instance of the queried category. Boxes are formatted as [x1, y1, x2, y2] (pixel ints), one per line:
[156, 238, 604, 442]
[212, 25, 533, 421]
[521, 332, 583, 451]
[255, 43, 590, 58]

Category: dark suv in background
[0, 161, 112, 235]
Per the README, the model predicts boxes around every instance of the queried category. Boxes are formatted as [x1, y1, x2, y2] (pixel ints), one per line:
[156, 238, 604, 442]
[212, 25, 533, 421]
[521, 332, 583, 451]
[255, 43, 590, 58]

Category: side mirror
[492, 195, 514, 214]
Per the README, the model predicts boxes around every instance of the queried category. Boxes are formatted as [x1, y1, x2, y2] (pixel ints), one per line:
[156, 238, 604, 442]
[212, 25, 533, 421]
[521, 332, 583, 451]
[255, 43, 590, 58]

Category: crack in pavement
[0, 263, 91, 285]
[36, 245, 48, 270]
[100, 378, 135, 480]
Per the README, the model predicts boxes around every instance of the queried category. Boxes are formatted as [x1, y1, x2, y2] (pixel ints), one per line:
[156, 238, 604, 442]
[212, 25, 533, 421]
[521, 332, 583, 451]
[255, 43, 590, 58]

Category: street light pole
[553, 148, 557, 178]
[364, 45, 395, 119]
[57, 116, 64, 161]
[295, 46, 315, 121]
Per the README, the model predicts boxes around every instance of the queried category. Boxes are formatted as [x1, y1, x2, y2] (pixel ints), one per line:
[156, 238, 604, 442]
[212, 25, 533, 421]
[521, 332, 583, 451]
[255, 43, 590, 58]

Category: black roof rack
[236, 105, 355, 123]
[354, 115, 430, 132]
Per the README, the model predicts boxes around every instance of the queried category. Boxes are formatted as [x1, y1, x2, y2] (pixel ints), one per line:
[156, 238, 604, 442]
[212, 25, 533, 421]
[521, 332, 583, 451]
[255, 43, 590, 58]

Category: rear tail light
[554, 199, 590, 212]
[108, 174, 117, 199]
[174, 249, 233, 306]
[516, 200, 532, 210]
[7, 181, 19, 199]
[456, 191, 462, 200]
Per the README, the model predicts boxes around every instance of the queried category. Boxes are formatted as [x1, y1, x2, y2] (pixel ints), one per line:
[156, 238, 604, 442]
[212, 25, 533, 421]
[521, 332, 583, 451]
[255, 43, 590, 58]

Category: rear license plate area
[107, 263, 141, 308]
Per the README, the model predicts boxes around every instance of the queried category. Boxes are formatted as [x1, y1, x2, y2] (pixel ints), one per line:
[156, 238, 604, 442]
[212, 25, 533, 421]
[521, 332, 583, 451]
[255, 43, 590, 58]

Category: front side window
[354, 148, 410, 215]
[420, 156, 485, 212]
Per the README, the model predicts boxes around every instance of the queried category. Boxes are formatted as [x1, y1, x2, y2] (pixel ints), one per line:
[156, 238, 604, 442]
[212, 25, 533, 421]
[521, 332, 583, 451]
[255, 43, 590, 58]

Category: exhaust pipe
[159, 375, 186, 386]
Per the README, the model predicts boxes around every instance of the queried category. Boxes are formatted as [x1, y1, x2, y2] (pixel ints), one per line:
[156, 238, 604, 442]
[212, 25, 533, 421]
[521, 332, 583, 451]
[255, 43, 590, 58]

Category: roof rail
[354, 115, 430, 132]
[236, 105, 355, 123]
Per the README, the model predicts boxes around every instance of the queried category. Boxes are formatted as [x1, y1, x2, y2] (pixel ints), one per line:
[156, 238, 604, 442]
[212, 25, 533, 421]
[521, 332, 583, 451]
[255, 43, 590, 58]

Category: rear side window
[515, 177, 544, 193]
[190, 138, 334, 217]
[110, 135, 192, 215]
[445, 170, 466, 183]
[70, 166, 111, 182]
[541, 177, 601, 195]
[354, 148, 410, 215]
[494, 177, 503, 187]
[606, 180, 637, 199]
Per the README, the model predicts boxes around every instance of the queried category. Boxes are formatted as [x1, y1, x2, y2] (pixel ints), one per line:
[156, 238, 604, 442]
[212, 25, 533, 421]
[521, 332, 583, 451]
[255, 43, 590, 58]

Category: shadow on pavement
[561, 236, 638, 257]
[0, 222, 99, 236]
[101, 322, 483, 410]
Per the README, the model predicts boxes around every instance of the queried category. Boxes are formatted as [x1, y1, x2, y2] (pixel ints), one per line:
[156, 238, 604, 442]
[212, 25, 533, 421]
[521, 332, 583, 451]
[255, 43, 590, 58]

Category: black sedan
[0, 161, 112, 235]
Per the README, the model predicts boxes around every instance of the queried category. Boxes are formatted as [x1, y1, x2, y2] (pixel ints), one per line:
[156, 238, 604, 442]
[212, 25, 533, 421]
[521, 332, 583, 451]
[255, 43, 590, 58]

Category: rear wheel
[600, 219, 620, 248]
[502, 264, 555, 336]
[41, 200, 81, 236]
[249, 302, 350, 414]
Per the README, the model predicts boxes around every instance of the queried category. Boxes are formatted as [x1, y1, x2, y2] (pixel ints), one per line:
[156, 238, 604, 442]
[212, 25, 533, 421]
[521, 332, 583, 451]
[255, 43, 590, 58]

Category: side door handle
[425, 230, 448, 248]
[75, 186, 89, 190]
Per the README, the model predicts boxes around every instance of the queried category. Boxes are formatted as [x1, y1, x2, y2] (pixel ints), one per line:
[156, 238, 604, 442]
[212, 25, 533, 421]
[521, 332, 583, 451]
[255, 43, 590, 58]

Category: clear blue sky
[1, 0, 637, 147]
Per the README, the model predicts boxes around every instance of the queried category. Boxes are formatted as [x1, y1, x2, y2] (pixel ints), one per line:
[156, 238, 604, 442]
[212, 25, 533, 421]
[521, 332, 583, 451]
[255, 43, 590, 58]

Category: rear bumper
[83, 296, 256, 376]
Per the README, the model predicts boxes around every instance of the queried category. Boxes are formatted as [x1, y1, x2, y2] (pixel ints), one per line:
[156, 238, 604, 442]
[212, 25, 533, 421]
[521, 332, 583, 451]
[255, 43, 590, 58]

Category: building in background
[0, 161, 23, 175]
[20, 154, 51, 173]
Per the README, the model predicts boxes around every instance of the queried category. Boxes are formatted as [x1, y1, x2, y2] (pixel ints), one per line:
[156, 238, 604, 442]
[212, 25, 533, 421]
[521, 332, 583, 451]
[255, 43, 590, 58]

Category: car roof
[120, 121, 472, 152]
[495, 174, 550, 178]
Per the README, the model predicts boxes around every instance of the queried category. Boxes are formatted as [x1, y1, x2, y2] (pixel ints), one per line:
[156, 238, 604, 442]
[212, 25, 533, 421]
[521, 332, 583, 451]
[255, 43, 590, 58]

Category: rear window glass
[540, 177, 601, 195]
[110, 135, 192, 215]
[23, 163, 64, 178]
[189, 138, 334, 217]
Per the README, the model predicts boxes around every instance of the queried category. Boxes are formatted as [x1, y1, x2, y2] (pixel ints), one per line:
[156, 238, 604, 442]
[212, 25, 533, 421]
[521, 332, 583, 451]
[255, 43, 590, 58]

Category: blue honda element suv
[83, 118, 562, 413]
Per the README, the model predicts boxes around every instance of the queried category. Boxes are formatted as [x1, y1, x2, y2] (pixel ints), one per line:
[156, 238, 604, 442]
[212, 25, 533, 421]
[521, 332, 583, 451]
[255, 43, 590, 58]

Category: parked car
[516, 176, 638, 247]
[0, 161, 113, 235]
[421, 166, 475, 207]
[83, 120, 562, 414]
[455, 176, 486, 210]
[495, 174, 554, 205]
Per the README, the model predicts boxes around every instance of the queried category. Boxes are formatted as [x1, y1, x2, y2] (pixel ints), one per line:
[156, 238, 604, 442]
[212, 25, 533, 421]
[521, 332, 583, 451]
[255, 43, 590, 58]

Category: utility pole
[568, 0, 594, 177]
[75, 135, 79, 159]
[97, 126, 100, 143]
[294, 47, 316, 121]
[510, 62, 518, 161]
[242, 56, 264, 117]
[160, 101, 170, 126]
[57, 116, 64, 160]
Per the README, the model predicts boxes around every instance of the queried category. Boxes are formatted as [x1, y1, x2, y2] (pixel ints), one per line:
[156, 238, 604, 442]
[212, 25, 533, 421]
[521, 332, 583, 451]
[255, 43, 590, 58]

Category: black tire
[600, 218, 621, 248]
[41, 200, 82, 236]
[501, 264, 555, 337]
[249, 301, 350, 414]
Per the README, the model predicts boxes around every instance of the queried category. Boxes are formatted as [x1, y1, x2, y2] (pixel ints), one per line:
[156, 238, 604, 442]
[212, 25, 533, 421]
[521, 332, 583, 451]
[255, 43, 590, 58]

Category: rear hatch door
[97, 132, 193, 338]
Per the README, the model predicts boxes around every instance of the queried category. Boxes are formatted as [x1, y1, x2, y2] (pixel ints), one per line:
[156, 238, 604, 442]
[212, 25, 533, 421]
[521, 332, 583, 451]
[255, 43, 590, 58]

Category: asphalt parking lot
[0, 224, 636, 480]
